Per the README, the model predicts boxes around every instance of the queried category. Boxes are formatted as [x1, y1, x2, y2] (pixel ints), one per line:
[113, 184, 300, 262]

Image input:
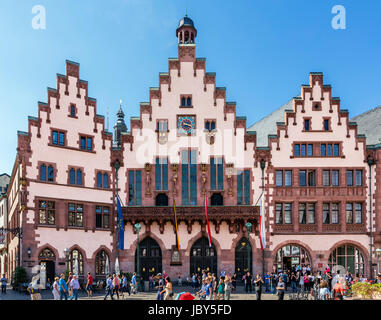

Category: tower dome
[113, 101, 127, 147]
[176, 14, 197, 44]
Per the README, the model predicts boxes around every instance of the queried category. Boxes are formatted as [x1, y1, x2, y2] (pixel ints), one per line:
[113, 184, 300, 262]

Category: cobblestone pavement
[0, 285, 334, 300]
[0, 284, 358, 301]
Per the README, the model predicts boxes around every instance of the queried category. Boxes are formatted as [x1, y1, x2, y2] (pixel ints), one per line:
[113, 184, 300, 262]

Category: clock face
[178, 116, 195, 134]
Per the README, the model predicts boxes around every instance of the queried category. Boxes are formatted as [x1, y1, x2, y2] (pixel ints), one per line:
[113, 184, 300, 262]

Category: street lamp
[27, 248, 31, 259]
[367, 156, 375, 279]
[134, 223, 142, 291]
[376, 248, 381, 275]
[64, 248, 70, 274]
[245, 222, 252, 275]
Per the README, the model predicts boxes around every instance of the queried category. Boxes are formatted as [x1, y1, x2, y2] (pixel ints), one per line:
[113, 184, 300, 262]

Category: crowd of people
[1, 265, 381, 300]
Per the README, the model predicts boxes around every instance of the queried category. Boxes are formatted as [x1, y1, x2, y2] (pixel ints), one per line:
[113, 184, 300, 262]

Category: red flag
[204, 196, 212, 247]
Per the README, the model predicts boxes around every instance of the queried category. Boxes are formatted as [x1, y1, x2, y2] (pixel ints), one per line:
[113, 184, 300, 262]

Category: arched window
[76, 169, 82, 185]
[181, 97, 186, 106]
[68, 249, 84, 275]
[97, 172, 102, 188]
[328, 244, 364, 276]
[187, 97, 191, 106]
[103, 173, 109, 189]
[47, 166, 54, 182]
[95, 250, 109, 275]
[40, 164, 47, 181]
[69, 168, 75, 185]
[70, 105, 76, 117]
[184, 31, 189, 43]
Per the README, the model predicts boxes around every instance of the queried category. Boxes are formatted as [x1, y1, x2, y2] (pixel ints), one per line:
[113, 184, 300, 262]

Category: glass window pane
[190, 154, 197, 205]
[155, 158, 161, 190]
[356, 170, 362, 186]
[275, 203, 283, 224]
[76, 170, 82, 185]
[217, 159, 223, 190]
[52, 131, 58, 145]
[162, 158, 168, 190]
[128, 171, 135, 206]
[332, 170, 339, 186]
[299, 203, 306, 224]
[294, 144, 300, 157]
[299, 171, 306, 186]
[301, 144, 306, 157]
[103, 174, 109, 188]
[327, 144, 333, 156]
[59, 132, 65, 146]
[308, 144, 313, 156]
[346, 203, 353, 224]
[136, 171, 142, 205]
[40, 165, 46, 181]
[48, 166, 54, 182]
[334, 144, 339, 157]
[237, 171, 243, 205]
[307, 203, 315, 224]
[244, 170, 250, 205]
[80, 137, 86, 149]
[285, 171, 292, 186]
[346, 170, 353, 186]
[87, 137, 92, 150]
[285, 203, 292, 224]
[69, 169, 75, 184]
[276, 171, 283, 187]
[97, 172, 102, 188]
[210, 157, 216, 190]
[323, 170, 330, 186]
[320, 144, 326, 156]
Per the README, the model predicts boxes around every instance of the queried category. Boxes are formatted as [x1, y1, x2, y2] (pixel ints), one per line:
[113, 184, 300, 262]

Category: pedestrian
[178, 276, 182, 287]
[104, 275, 114, 300]
[276, 277, 285, 300]
[162, 277, 173, 300]
[245, 272, 252, 293]
[231, 273, 237, 292]
[264, 272, 270, 293]
[192, 273, 198, 290]
[112, 273, 120, 299]
[156, 273, 165, 300]
[376, 274, 381, 284]
[319, 280, 330, 300]
[303, 273, 309, 291]
[205, 276, 213, 300]
[59, 273, 69, 300]
[332, 277, 344, 300]
[27, 280, 42, 300]
[291, 272, 297, 292]
[196, 278, 207, 300]
[254, 274, 264, 300]
[0, 274, 7, 294]
[216, 277, 225, 300]
[86, 272, 93, 298]
[68, 275, 80, 300]
[212, 274, 219, 300]
[52, 276, 60, 300]
[131, 272, 137, 294]
[66, 272, 73, 287]
[121, 274, 129, 298]
[224, 275, 232, 300]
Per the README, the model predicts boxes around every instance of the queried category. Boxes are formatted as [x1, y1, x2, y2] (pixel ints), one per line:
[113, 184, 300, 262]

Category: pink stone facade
[3, 16, 381, 282]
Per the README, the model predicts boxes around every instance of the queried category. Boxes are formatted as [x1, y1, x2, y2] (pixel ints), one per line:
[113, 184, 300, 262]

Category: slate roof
[351, 106, 381, 146]
[247, 100, 293, 147]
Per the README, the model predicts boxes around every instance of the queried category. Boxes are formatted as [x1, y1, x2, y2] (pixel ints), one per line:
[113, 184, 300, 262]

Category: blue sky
[0, 0, 381, 174]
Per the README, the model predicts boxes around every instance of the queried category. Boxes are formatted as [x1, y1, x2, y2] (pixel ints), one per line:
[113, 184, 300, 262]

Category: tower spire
[114, 99, 127, 147]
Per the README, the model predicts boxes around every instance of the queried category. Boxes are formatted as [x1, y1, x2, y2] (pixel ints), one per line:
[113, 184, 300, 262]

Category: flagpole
[260, 159, 266, 277]
[114, 160, 120, 273]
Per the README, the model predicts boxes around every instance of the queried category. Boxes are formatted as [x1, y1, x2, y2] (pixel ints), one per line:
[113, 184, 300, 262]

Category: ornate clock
[177, 115, 196, 135]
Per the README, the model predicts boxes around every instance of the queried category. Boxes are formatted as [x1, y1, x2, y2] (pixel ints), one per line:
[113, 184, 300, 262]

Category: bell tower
[176, 14, 197, 44]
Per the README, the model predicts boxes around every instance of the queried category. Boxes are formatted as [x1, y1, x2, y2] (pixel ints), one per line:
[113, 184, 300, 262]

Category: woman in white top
[52, 276, 60, 300]
[162, 277, 173, 300]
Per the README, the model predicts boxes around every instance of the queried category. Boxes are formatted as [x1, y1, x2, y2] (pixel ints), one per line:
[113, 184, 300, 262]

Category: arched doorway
[38, 248, 56, 285]
[328, 244, 365, 276]
[135, 237, 162, 281]
[274, 244, 311, 273]
[190, 237, 217, 275]
[155, 193, 168, 206]
[211, 193, 223, 206]
[235, 237, 252, 281]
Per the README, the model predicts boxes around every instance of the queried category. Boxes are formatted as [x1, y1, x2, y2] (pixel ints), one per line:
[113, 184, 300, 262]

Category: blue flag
[117, 196, 124, 250]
